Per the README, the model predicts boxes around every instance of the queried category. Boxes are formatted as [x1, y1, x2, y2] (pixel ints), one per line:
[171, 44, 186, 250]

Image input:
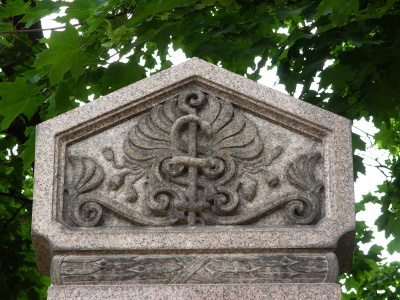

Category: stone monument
[32, 58, 355, 299]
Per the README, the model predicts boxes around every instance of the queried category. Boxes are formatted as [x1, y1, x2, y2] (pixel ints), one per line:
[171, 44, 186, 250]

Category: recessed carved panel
[51, 253, 338, 285]
[64, 89, 324, 227]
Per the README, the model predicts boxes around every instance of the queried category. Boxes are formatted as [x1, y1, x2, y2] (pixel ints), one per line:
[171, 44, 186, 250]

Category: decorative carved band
[51, 253, 338, 285]
[64, 89, 324, 227]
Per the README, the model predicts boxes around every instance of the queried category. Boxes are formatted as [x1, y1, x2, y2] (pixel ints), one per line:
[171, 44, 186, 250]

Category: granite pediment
[32, 58, 355, 277]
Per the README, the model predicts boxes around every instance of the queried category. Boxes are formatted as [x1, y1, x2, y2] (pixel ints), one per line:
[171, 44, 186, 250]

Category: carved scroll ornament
[64, 89, 324, 227]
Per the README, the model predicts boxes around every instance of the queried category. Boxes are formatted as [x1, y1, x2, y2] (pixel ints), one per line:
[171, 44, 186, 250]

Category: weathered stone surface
[32, 58, 355, 292]
[48, 283, 342, 300]
[51, 253, 338, 285]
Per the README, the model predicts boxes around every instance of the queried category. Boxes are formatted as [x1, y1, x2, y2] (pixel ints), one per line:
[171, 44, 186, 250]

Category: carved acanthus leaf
[124, 94, 263, 163]
[65, 156, 104, 196]
[287, 152, 323, 194]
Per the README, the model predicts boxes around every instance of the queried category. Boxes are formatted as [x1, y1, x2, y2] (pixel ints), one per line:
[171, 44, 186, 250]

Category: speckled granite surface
[32, 58, 355, 295]
[48, 283, 342, 300]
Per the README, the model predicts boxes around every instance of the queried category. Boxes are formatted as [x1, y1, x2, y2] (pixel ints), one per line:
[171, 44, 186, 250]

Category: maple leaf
[34, 24, 99, 85]
[0, 77, 40, 130]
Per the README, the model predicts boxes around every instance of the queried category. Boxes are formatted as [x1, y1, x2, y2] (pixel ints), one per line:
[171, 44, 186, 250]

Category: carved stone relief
[63, 89, 324, 227]
[51, 253, 338, 285]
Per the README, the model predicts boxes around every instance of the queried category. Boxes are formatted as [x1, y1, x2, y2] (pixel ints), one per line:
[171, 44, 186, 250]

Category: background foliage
[1, 0, 399, 298]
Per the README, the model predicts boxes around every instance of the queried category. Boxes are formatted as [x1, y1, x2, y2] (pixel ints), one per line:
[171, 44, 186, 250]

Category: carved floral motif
[64, 89, 324, 227]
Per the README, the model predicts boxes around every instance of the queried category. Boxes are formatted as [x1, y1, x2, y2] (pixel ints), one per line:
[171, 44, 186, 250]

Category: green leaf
[387, 239, 400, 255]
[125, 0, 184, 27]
[101, 61, 146, 93]
[55, 82, 78, 115]
[344, 276, 358, 291]
[361, 192, 378, 204]
[385, 213, 400, 239]
[374, 120, 400, 156]
[319, 64, 355, 91]
[21, 127, 35, 170]
[20, 0, 60, 27]
[368, 244, 384, 257]
[352, 133, 366, 152]
[316, 0, 359, 26]
[0, 37, 13, 47]
[0, 0, 30, 18]
[61, 0, 93, 21]
[355, 202, 365, 213]
[34, 24, 99, 85]
[276, 5, 310, 20]
[353, 154, 365, 179]
[0, 77, 40, 130]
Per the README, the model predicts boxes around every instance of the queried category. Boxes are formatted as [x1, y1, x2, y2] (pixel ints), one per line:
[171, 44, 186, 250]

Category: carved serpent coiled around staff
[65, 89, 324, 227]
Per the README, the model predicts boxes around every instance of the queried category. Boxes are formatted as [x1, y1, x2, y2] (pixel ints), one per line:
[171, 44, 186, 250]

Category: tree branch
[0, 192, 32, 204]
[0, 24, 80, 34]
[353, 126, 375, 138]
[0, 202, 27, 235]
[363, 163, 390, 178]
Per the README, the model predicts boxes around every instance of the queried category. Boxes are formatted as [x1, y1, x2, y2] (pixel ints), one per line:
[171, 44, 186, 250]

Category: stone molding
[47, 283, 342, 300]
[51, 253, 338, 285]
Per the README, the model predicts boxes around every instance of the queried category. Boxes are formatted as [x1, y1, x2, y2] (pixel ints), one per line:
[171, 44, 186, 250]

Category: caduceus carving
[124, 89, 263, 225]
[66, 89, 323, 227]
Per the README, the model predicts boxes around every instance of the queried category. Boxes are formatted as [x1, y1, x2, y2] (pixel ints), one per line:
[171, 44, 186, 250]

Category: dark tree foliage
[0, 0, 399, 298]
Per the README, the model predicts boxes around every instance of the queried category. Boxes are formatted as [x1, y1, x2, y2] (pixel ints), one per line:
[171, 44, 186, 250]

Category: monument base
[48, 283, 342, 299]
